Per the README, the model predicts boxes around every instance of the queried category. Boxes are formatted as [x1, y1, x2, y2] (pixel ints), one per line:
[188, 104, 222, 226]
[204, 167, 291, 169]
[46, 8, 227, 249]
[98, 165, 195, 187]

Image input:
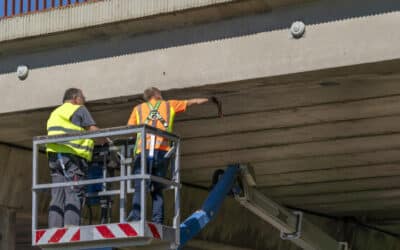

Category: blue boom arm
[179, 164, 240, 247]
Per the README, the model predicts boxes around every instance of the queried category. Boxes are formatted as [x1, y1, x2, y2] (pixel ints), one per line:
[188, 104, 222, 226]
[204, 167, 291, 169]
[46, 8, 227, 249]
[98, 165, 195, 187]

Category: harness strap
[145, 101, 168, 128]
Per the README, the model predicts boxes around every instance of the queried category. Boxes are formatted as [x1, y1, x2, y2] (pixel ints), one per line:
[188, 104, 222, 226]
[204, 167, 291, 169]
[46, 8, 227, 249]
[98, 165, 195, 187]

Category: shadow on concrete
[0, 0, 399, 74]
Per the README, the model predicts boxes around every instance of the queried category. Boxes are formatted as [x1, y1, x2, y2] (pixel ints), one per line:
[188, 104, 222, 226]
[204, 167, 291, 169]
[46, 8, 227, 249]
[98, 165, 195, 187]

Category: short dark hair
[63, 88, 82, 103]
[143, 87, 161, 101]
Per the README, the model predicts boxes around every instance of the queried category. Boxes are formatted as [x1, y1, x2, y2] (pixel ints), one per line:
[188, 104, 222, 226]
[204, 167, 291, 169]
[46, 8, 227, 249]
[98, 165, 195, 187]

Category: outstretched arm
[187, 98, 209, 106]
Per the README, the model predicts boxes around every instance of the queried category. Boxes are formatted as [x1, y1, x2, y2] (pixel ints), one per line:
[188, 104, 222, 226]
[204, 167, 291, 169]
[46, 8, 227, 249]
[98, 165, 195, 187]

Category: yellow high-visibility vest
[46, 103, 94, 161]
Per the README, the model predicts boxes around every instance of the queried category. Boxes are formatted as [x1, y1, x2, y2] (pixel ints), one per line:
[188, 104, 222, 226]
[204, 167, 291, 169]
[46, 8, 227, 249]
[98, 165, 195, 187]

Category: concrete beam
[279, 188, 400, 206]
[1, 0, 400, 114]
[185, 240, 255, 250]
[181, 133, 400, 169]
[55, 73, 400, 138]
[182, 148, 400, 179]
[302, 199, 400, 214]
[2, 76, 400, 145]
[257, 163, 400, 187]
[262, 176, 400, 197]
[182, 115, 400, 155]
[0, 0, 315, 56]
[0, 0, 238, 43]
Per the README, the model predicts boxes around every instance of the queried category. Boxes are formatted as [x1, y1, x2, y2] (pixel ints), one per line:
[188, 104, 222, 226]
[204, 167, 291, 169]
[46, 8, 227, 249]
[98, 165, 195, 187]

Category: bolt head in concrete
[16, 65, 29, 81]
[290, 21, 306, 39]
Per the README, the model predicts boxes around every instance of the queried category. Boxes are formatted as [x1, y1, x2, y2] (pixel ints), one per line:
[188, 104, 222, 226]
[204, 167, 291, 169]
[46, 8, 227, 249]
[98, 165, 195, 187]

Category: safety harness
[145, 101, 168, 129]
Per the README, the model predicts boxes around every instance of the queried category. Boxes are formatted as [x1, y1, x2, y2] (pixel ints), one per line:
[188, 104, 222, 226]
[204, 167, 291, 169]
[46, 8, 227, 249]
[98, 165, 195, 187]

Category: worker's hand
[210, 96, 223, 118]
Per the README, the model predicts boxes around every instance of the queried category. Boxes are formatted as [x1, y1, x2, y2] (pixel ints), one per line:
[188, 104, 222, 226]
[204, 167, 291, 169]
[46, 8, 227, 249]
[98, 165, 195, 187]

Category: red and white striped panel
[35, 227, 80, 245]
[147, 223, 161, 239]
[94, 223, 161, 240]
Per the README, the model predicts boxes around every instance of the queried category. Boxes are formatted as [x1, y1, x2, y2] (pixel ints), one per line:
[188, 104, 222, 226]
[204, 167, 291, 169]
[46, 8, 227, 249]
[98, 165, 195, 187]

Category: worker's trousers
[48, 153, 87, 228]
[128, 150, 168, 224]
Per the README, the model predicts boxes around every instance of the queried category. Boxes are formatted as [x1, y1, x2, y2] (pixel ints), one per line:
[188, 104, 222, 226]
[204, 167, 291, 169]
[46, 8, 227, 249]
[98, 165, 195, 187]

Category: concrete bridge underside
[1, 0, 400, 249]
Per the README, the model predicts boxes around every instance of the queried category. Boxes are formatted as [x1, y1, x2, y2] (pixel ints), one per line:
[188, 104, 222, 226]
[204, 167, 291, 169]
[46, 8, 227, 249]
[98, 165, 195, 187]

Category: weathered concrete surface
[0, 206, 16, 250]
[0, 144, 48, 210]
[0, 144, 397, 250]
[0, 143, 397, 249]
[1, 0, 400, 113]
[0, 0, 238, 42]
[0, 0, 312, 47]
[0, 145, 47, 250]
[1, 0, 400, 248]
[0, 0, 292, 57]
[3, 61, 400, 220]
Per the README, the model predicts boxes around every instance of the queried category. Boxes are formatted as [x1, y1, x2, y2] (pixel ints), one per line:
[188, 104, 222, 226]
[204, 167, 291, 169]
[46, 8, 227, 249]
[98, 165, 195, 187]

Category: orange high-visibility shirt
[128, 99, 187, 153]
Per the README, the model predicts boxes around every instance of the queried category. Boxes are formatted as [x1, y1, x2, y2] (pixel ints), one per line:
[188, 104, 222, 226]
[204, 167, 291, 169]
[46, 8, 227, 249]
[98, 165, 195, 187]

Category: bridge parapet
[0, 0, 237, 43]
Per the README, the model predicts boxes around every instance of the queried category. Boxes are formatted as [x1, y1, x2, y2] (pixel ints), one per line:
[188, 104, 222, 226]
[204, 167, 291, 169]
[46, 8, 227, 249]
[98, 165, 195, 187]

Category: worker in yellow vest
[126, 87, 209, 224]
[46, 88, 100, 228]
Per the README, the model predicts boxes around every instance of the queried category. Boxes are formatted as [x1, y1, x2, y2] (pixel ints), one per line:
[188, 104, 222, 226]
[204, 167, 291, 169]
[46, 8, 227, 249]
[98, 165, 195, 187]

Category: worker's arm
[72, 106, 106, 144]
[85, 125, 108, 144]
[186, 98, 209, 106]
[171, 97, 222, 117]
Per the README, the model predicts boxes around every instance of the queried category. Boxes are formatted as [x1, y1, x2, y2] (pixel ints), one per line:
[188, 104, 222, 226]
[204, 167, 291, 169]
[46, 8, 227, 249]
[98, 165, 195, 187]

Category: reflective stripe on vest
[46, 103, 94, 161]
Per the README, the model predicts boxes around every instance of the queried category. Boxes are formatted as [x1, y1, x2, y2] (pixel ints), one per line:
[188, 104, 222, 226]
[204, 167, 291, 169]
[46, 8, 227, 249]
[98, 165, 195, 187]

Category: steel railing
[32, 125, 181, 247]
[1, 0, 92, 19]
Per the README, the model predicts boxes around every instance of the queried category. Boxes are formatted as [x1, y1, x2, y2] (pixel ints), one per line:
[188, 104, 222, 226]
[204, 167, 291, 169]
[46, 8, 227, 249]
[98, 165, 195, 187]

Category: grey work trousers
[48, 153, 86, 228]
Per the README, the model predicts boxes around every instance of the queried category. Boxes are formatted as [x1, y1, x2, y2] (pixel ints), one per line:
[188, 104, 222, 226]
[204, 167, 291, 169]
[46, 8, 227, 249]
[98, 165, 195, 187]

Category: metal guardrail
[32, 125, 181, 248]
[1, 0, 92, 19]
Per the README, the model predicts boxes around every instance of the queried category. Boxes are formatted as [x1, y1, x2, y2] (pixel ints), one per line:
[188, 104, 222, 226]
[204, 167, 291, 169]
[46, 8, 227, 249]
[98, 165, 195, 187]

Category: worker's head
[143, 87, 162, 101]
[63, 88, 86, 105]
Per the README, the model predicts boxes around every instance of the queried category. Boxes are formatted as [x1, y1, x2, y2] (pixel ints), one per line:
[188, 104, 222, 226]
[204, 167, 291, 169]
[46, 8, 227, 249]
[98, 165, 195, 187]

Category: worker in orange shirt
[126, 87, 209, 224]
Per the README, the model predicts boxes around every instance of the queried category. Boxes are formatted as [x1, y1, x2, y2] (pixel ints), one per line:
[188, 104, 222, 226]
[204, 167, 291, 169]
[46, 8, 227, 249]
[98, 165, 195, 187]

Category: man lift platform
[32, 125, 348, 250]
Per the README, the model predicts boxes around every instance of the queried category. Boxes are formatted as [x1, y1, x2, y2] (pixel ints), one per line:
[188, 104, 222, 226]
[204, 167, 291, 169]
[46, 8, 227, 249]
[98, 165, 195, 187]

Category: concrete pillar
[0, 206, 16, 250]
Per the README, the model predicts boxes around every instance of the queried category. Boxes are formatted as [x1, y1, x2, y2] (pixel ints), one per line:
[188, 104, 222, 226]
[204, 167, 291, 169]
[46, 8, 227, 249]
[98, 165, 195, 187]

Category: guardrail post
[11, 0, 16, 16]
[31, 142, 38, 245]
[140, 126, 147, 235]
[4, 0, 8, 17]
[119, 146, 126, 222]
[173, 140, 181, 248]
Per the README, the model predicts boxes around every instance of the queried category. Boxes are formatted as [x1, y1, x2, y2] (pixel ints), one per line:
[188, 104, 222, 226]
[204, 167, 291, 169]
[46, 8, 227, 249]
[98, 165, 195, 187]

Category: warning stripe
[36, 227, 80, 245]
[35, 230, 46, 243]
[48, 228, 67, 243]
[71, 229, 80, 242]
[37, 228, 57, 244]
[36, 222, 163, 245]
[118, 223, 138, 237]
[96, 225, 116, 238]
[148, 223, 161, 239]
[61, 227, 80, 242]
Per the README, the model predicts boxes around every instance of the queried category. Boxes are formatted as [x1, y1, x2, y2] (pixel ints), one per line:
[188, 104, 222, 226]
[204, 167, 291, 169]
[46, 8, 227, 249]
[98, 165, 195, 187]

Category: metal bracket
[338, 242, 349, 250]
[164, 145, 176, 159]
[121, 158, 133, 165]
[109, 145, 120, 151]
[280, 211, 303, 241]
